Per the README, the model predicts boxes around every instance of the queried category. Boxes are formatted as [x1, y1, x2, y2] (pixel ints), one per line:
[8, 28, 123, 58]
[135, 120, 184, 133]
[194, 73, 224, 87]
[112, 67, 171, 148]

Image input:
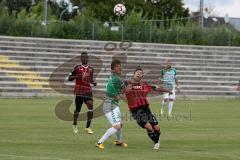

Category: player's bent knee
[113, 124, 122, 130]
[153, 125, 160, 132]
[86, 101, 93, 108]
[87, 106, 93, 110]
[144, 123, 153, 131]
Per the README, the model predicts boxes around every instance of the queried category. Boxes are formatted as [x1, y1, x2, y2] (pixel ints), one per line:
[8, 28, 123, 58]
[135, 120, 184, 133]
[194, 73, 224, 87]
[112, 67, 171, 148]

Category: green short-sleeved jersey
[105, 74, 125, 104]
[160, 68, 177, 89]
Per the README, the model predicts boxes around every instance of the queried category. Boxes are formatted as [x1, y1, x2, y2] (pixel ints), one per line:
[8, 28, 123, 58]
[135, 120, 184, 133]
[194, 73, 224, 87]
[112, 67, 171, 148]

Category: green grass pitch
[0, 98, 240, 160]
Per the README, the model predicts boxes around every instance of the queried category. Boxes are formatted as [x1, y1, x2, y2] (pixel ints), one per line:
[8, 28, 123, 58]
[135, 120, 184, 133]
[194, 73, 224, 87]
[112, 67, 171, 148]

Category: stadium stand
[0, 36, 239, 99]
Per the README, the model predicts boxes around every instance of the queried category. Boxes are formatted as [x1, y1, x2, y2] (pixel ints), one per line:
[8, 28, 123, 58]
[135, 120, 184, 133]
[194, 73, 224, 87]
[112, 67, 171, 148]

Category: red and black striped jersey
[69, 64, 94, 95]
[125, 81, 153, 111]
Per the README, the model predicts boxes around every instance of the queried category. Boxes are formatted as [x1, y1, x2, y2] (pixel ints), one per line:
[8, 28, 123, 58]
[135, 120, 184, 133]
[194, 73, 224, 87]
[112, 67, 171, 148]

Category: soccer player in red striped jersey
[68, 52, 97, 134]
[124, 67, 172, 149]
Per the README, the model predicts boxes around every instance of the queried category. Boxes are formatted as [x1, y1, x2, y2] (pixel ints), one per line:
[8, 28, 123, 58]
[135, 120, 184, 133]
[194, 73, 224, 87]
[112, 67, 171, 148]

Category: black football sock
[73, 112, 79, 125]
[154, 130, 161, 143]
[86, 110, 93, 128]
[147, 131, 158, 144]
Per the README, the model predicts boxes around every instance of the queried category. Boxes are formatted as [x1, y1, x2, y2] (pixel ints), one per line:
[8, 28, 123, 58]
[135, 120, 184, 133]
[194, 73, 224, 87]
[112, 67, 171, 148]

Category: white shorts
[103, 100, 121, 126]
[163, 89, 176, 100]
[105, 107, 121, 126]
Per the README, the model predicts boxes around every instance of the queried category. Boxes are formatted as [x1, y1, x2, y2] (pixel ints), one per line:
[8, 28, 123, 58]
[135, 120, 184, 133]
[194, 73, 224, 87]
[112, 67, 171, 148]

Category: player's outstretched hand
[68, 75, 78, 81]
[115, 94, 124, 101]
[123, 82, 132, 94]
[151, 85, 157, 90]
[92, 82, 97, 86]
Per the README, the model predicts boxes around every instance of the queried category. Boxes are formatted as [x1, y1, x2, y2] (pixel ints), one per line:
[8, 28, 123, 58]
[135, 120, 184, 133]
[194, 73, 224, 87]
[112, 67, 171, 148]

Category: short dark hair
[134, 66, 143, 73]
[81, 52, 88, 56]
[111, 60, 121, 70]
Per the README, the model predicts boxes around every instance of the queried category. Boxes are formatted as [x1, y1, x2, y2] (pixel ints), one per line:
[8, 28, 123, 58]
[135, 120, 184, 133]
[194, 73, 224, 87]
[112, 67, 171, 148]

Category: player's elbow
[68, 76, 74, 81]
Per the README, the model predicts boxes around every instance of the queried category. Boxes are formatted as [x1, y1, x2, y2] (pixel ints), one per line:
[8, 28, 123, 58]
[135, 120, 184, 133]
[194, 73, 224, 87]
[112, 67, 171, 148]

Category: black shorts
[75, 92, 93, 101]
[74, 93, 93, 112]
[131, 106, 158, 128]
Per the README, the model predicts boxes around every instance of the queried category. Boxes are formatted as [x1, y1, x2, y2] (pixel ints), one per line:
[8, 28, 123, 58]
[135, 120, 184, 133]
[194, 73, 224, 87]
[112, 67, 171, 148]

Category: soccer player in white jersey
[159, 59, 180, 117]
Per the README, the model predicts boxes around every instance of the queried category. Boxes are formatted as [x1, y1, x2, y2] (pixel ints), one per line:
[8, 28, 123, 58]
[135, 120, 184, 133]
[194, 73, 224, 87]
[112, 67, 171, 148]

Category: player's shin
[161, 100, 166, 114]
[98, 127, 118, 144]
[147, 130, 159, 144]
[116, 128, 123, 143]
[168, 101, 174, 114]
[73, 112, 79, 125]
[86, 109, 93, 128]
[154, 130, 161, 142]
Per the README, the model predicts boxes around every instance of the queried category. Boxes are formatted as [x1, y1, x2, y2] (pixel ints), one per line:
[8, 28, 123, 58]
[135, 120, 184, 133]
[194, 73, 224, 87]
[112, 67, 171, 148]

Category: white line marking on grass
[182, 150, 240, 159]
[0, 153, 71, 160]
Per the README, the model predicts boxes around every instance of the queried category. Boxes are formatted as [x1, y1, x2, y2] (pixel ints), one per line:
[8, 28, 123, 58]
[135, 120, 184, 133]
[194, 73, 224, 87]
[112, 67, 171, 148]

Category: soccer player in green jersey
[160, 59, 180, 117]
[96, 60, 128, 149]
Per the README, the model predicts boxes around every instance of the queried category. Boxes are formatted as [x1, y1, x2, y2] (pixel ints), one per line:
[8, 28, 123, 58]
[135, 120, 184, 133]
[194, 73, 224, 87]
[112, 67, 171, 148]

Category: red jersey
[125, 81, 153, 111]
[69, 64, 94, 95]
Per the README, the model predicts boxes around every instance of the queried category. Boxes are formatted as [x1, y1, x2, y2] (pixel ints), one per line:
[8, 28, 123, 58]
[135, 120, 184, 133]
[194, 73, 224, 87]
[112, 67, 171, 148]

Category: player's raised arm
[112, 77, 129, 100]
[122, 80, 131, 94]
[68, 65, 79, 81]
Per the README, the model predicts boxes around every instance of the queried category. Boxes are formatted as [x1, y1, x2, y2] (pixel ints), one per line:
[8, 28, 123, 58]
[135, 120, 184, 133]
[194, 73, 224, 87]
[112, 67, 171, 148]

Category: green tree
[80, 0, 189, 22]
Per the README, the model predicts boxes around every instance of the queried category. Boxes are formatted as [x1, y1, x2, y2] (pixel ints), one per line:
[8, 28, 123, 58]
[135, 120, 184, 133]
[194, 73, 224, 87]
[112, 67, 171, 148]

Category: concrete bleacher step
[3, 55, 240, 69]
[178, 90, 238, 96]
[180, 80, 238, 86]
[0, 41, 94, 50]
[1, 66, 239, 80]
[1, 35, 240, 52]
[177, 75, 240, 81]
[2, 67, 239, 81]
[1, 77, 237, 89]
[2, 53, 239, 68]
[1, 37, 240, 56]
[145, 48, 240, 56]
[1, 67, 239, 79]
[2, 43, 240, 57]
[2, 46, 240, 62]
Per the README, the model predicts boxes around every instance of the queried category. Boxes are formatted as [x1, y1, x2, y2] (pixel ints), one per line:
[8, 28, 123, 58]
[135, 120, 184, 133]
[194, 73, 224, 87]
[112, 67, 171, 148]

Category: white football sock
[162, 100, 166, 110]
[116, 128, 123, 143]
[168, 101, 174, 114]
[98, 127, 118, 144]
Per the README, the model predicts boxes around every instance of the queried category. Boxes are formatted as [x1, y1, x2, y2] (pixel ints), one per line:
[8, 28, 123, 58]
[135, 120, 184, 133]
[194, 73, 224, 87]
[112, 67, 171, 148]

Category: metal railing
[0, 19, 238, 46]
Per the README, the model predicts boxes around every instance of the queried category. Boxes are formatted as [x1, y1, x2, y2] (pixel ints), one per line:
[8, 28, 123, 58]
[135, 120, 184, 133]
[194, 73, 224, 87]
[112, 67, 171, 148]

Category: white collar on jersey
[81, 64, 89, 68]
